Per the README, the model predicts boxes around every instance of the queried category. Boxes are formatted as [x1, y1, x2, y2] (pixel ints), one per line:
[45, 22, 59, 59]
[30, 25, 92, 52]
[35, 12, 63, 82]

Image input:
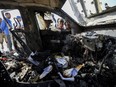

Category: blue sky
[101, 0, 116, 6]
[101, 0, 116, 9]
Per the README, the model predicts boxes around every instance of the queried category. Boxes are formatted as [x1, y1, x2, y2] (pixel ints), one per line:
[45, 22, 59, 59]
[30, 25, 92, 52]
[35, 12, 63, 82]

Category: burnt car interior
[0, 0, 116, 87]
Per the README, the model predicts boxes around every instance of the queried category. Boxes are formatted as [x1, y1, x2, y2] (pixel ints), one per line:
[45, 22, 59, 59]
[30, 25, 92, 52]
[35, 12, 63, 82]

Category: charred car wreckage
[0, 0, 116, 87]
[0, 31, 116, 87]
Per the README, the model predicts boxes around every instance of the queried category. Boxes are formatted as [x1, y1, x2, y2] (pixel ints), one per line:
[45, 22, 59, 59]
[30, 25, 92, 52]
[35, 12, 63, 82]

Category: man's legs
[0, 33, 3, 51]
[6, 34, 12, 51]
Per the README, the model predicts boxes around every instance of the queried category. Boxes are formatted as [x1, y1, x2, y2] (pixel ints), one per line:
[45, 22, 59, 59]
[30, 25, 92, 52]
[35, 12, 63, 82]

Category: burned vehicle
[0, 0, 116, 87]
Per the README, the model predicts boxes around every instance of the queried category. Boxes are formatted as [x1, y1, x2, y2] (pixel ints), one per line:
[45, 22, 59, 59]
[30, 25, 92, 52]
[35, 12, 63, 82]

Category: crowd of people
[37, 12, 71, 31]
[56, 18, 71, 31]
[0, 12, 23, 53]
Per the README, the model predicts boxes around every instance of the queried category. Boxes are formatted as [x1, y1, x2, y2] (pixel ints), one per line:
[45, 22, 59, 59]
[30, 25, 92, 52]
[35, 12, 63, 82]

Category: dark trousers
[6, 35, 12, 51]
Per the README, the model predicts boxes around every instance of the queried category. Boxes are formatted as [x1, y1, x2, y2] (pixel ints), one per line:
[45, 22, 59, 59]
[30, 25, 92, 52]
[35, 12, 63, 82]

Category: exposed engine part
[82, 32, 104, 51]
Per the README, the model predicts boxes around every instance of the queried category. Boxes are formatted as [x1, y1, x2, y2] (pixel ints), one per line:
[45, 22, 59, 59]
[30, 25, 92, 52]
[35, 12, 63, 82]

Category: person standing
[16, 16, 24, 29]
[56, 18, 64, 30]
[64, 20, 71, 31]
[0, 13, 13, 51]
